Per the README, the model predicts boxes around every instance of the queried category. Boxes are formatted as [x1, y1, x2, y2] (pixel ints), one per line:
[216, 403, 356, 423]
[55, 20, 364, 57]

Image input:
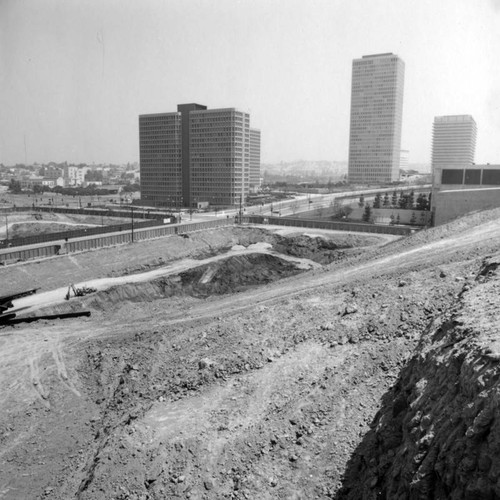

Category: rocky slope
[339, 253, 500, 500]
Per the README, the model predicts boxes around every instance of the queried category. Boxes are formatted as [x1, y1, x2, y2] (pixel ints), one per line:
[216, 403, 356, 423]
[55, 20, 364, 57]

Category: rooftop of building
[361, 53, 396, 58]
[434, 115, 476, 123]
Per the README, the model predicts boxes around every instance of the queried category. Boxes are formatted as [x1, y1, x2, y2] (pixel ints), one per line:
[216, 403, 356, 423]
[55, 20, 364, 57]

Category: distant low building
[400, 150, 409, 171]
[64, 165, 88, 187]
[432, 164, 500, 225]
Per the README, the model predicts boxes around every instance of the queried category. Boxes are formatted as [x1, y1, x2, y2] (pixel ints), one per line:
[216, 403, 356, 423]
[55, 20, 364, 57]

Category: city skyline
[1, 0, 500, 166]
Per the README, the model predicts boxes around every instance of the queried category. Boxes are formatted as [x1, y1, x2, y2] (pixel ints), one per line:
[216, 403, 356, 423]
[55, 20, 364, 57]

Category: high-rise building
[249, 128, 261, 191]
[139, 104, 260, 208]
[431, 115, 477, 172]
[347, 53, 405, 184]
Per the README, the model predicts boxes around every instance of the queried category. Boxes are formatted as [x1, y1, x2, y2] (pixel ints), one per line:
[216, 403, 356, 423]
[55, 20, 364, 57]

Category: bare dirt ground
[0, 211, 130, 239]
[1, 211, 500, 499]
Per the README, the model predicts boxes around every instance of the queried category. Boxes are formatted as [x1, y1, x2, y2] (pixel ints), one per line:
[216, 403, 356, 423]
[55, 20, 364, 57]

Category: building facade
[139, 104, 260, 208]
[432, 164, 500, 225]
[139, 112, 182, 208]
[249, 128, 261, 191]
[347, 53, 405, 184]
[431, 115, 477, 173]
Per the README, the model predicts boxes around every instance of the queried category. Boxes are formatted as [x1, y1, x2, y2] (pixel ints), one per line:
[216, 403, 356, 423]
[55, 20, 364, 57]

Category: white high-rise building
[348, 53, 405, 184]
[431, 115, 477, 171]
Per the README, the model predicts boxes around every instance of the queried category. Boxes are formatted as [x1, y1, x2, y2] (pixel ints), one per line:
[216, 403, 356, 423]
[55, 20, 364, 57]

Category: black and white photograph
[1, 0, 500, 498]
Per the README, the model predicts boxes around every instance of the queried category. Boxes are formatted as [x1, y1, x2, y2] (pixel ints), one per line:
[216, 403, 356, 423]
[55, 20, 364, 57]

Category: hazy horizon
[1, 0, 499, 166]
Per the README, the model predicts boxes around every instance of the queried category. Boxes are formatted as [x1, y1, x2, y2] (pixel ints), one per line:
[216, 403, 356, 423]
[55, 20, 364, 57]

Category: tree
[8, 178, 22, 193]
[358, 193, 365, 208]
[122, 183, 140, 193]
[398, 192, 407, 209]
[396, 214, 401, 225]
[332, 202, 353, 220]
[416, 193, 428, 211]
[408, 190, 415, 209]
[391, 190, 398, 207]
[416, 193, 424, 210]
[389, 214, 395, 226]
[373, 193, 382, 209]
[410, 212, 417, 225]
[86, 170, 104, 182]
[362, 203, 372, 223]
[383, 192, 390, 207]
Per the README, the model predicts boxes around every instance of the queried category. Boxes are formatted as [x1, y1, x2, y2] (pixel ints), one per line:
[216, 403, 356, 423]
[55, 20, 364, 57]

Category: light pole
[5, 213, 8, 243]
[131, 206, 134, 242]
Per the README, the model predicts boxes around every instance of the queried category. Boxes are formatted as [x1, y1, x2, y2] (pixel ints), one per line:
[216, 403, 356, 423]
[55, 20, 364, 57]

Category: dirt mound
[176, 252, 305, 296]
[10, 221, 93, 238]
[31, 253, 309, 316]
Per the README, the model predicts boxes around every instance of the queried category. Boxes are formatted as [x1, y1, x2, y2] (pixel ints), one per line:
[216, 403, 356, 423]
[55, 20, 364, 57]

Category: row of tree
[359, 190, 431, 211]
[7, 179, 141, 196]
[7, 179, 120, 196]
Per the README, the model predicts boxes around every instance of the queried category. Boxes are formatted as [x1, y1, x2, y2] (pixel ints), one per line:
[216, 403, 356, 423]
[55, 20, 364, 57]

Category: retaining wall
[242, 216, 411, 235]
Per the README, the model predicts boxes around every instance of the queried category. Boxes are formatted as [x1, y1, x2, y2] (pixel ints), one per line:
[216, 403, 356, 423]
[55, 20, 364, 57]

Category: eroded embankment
[339, 254, 500, 500]
[28, 252, 313, 317]
[23, 228, 369, 318]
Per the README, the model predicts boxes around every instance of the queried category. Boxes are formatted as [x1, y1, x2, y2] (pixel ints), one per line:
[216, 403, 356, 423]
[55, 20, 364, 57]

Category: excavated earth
[1, 216, 500, 500]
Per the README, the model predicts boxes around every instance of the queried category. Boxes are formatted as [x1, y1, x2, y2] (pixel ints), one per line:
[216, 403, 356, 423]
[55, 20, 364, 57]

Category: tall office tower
[249, 128, 261, 190]
[347, 53, 405, 184]
[139, 104, 260, 208]
[431, 115, 477, 171]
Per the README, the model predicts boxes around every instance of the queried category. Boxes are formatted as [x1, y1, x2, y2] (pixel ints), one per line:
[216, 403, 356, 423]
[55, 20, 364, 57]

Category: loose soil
[1, 211, 500, 499]
[0, 211, 131, 240]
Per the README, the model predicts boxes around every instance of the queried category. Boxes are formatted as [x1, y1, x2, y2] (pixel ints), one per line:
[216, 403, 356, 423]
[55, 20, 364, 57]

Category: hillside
[1, 209, 500, 499]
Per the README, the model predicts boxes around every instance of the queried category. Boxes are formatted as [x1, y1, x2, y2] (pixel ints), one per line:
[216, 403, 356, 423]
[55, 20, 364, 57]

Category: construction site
[1, 207, 500, 499]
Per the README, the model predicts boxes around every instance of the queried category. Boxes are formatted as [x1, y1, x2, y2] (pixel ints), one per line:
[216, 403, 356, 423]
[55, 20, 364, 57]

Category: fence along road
[0, 218, 234, 265]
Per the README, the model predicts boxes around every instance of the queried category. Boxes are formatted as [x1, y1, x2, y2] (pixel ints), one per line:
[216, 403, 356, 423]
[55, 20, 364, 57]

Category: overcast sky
[1, 0, 499, 166]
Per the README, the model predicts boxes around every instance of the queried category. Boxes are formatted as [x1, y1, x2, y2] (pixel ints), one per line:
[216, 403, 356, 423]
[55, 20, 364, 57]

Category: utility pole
[131, 206, 134, 242]
[5, 213, 8, 243]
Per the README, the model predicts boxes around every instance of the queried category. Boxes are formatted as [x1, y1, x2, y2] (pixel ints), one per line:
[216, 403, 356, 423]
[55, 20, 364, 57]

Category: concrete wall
[243, 215, 411, 236]
[434, 187, 500, 226]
